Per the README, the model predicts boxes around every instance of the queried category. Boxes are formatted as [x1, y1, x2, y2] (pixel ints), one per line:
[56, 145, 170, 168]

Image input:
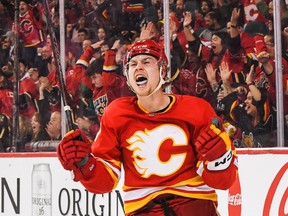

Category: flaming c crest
[127, 124, 188, 178]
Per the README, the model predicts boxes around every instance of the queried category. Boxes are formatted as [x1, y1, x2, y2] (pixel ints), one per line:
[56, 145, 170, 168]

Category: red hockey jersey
[242, 0, 269, 23]
[19, 75, 38, 118]
[19, 4, 44, 47]
[0, 88, 14, 118]
[80, 94, 237, 214]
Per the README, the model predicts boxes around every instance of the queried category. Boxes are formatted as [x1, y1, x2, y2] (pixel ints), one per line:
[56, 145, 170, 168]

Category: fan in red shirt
[57, 39, 238, 215]
[67, 39, 133, 138]
[18, 0, 46, 64]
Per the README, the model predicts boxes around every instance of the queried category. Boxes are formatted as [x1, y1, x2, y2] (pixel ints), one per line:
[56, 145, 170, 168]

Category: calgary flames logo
[127, 124, 188, 178]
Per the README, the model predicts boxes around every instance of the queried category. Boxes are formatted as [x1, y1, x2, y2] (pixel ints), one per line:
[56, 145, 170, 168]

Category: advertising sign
[0, 149, 287, 216]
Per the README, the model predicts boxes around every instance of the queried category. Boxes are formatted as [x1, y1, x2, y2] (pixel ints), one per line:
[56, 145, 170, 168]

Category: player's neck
[137, 93, 171, 114]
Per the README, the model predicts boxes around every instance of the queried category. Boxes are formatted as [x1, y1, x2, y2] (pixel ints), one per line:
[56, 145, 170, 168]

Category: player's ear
[161, 65, 167, 78]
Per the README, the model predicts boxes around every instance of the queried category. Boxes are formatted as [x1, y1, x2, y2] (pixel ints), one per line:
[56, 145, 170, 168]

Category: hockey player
[57, 39, 238, 215]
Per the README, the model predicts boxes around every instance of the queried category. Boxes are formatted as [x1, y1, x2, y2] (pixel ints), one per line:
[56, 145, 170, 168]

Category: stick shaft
[42, 0, 74, 131]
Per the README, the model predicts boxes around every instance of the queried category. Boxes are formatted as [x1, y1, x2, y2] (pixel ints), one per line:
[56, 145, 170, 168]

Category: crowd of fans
[0, 0, 288, 152]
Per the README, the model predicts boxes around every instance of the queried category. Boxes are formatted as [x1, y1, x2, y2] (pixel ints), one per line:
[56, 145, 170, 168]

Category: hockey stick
[42, 0, 74, 131]
[42, 1, 89, 166]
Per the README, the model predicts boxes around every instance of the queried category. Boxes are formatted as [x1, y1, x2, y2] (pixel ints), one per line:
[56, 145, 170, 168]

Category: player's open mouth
[136, 75, 148, 86]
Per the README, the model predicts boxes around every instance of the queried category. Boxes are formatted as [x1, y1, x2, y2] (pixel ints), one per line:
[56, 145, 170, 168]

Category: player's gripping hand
[195, 118, 232, 170]
[195, 118, 237, 189]
[57, 129, 96, 181]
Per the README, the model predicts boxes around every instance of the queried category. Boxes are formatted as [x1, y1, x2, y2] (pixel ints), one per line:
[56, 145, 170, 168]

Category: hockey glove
[57, 129, 96, 181]
[195, 118, 232, 166]
[195, 118, 237, 189]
